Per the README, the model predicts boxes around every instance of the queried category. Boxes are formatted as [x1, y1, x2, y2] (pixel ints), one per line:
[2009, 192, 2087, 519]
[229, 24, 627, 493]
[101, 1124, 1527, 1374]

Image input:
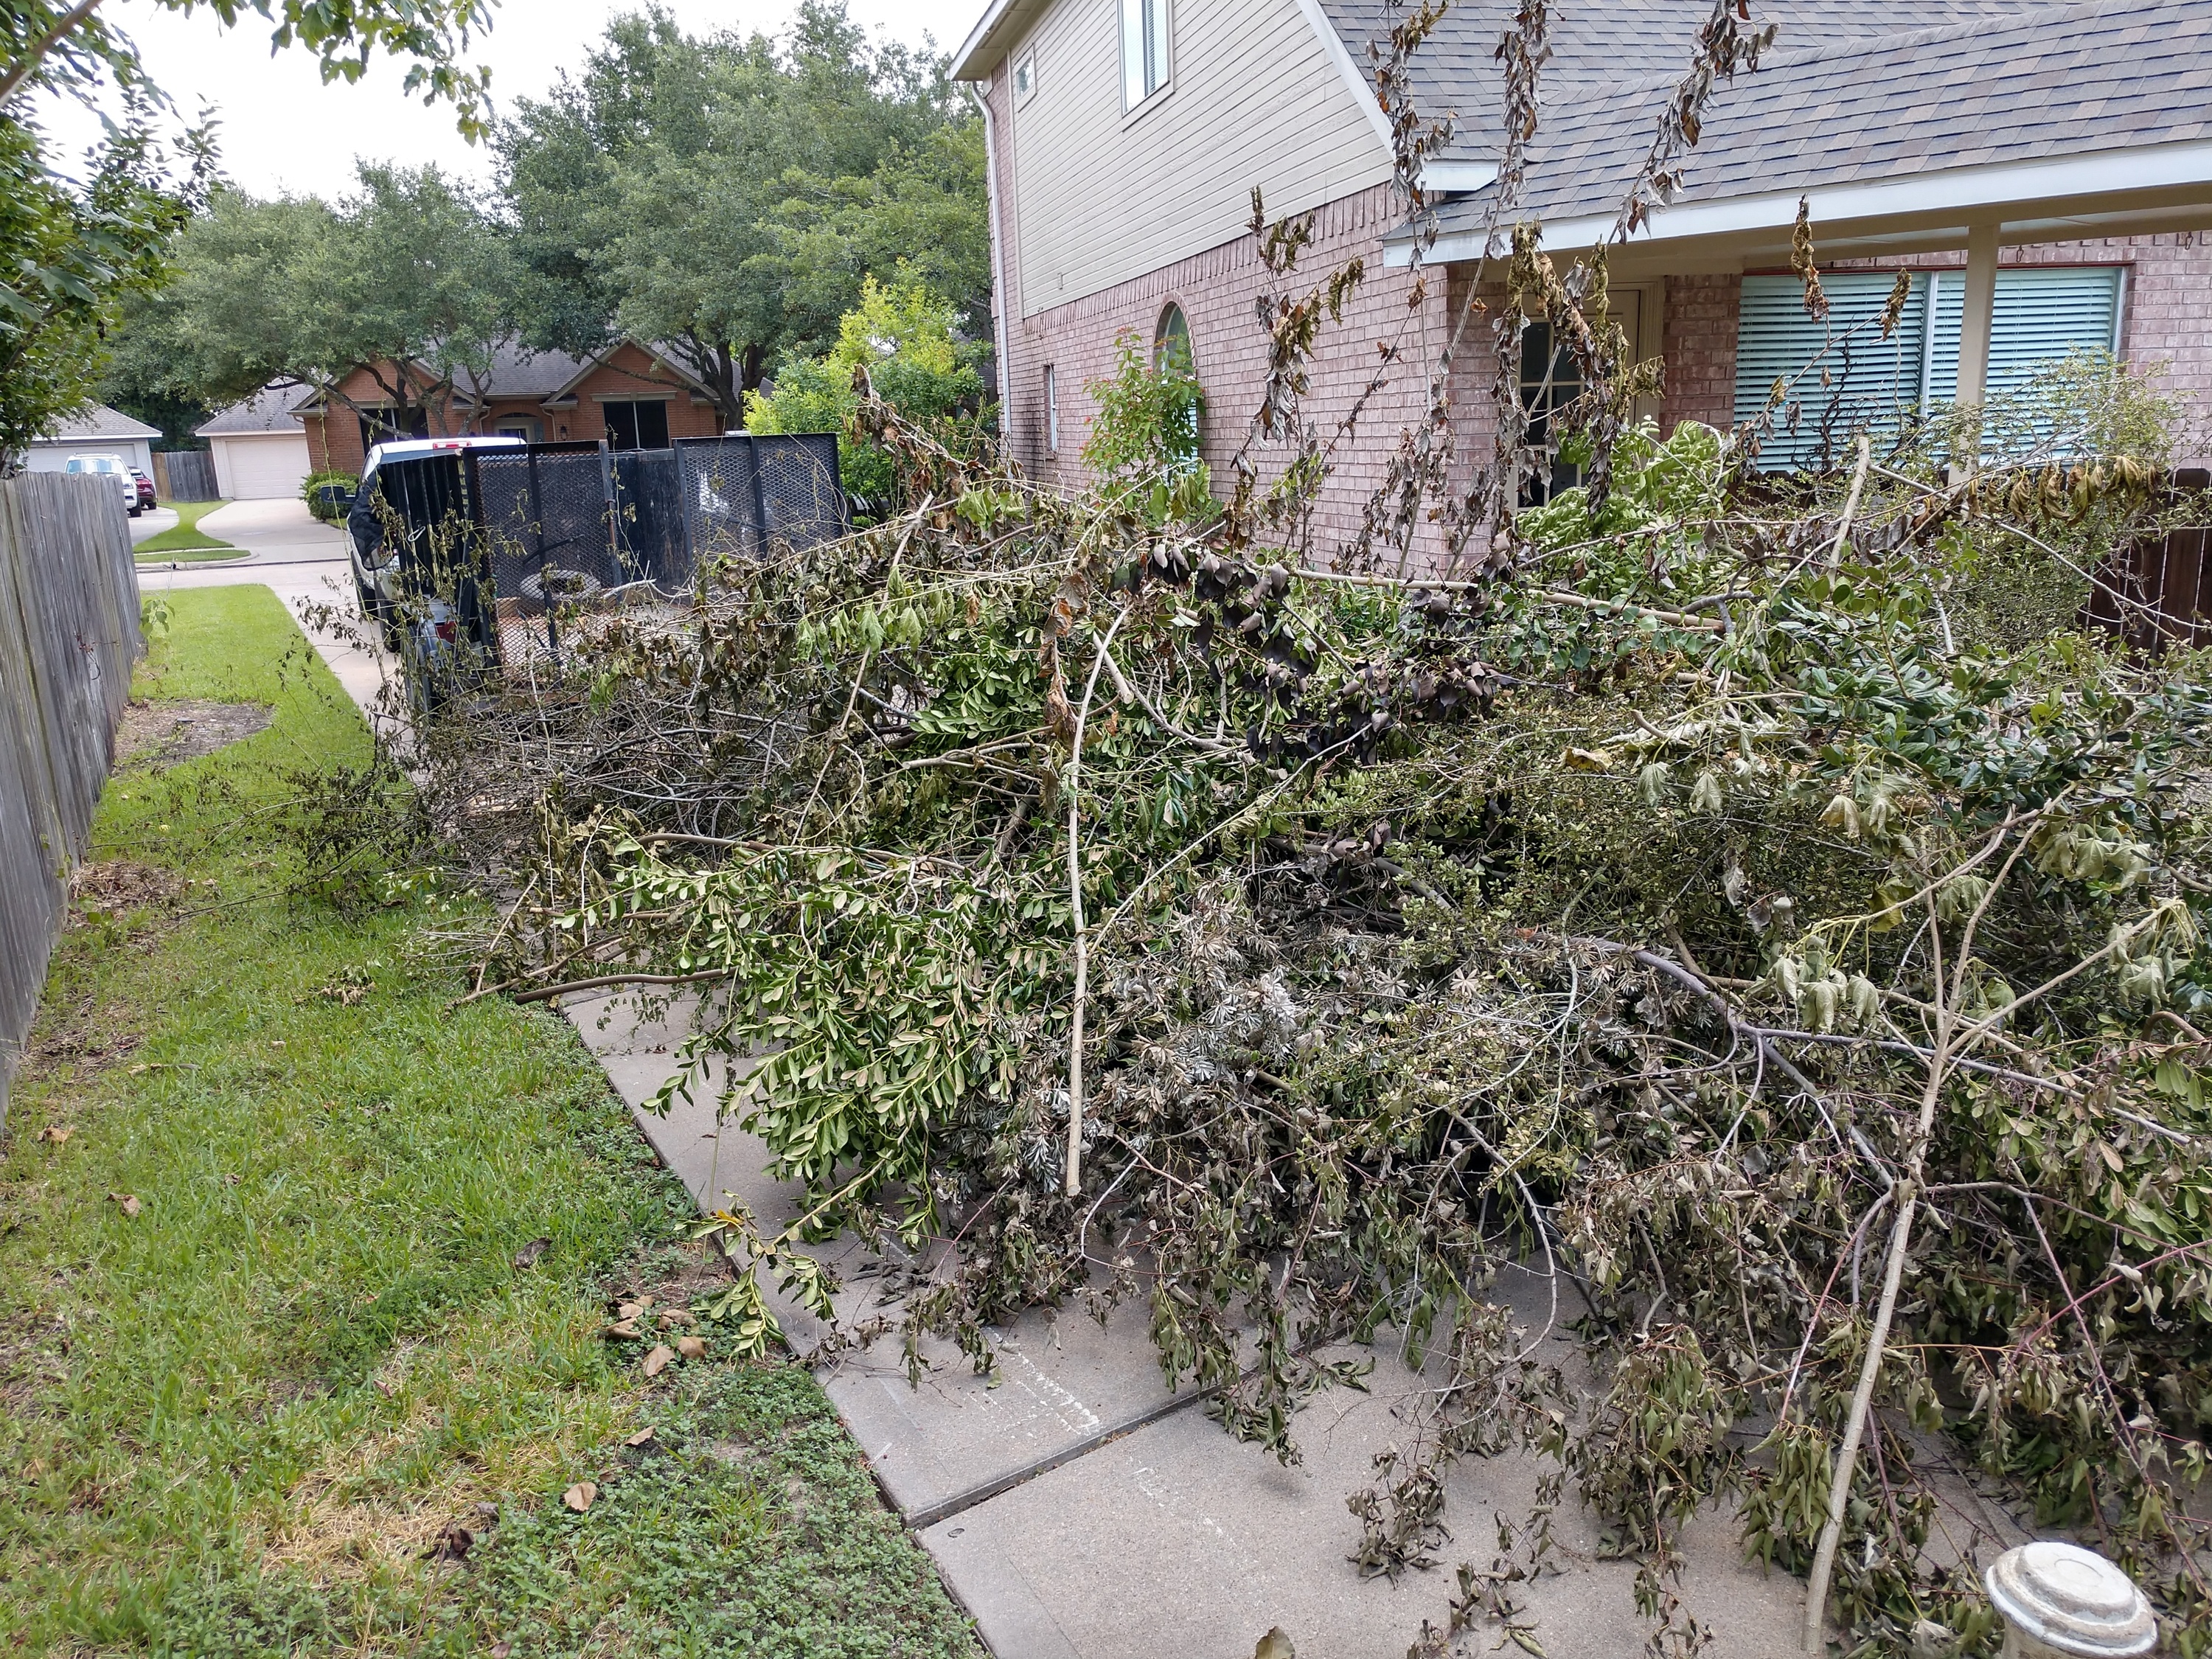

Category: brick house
[296, 338, 728, 476]
[955, 0, 2212, 553]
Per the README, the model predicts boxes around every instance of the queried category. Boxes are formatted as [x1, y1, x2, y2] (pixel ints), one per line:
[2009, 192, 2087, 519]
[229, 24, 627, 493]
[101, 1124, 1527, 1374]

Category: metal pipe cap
[1985, 1542, 2156, 1658]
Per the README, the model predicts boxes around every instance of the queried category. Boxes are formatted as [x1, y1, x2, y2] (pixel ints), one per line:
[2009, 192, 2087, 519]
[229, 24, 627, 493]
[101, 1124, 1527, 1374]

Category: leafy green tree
[770, 118, 990, 355]
[745, 276, 986, 501]
[1, 1, 499, 128]
[0, 98, 208, 463]
[0, 0, 499, 468]
[114, 164, 514, 439]
[497, 0, 985, 431]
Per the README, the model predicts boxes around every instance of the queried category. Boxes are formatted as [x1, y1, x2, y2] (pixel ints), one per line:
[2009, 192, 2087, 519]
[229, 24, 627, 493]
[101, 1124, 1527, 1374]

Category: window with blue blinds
[1732, 265, 2125, 471]
[1922, 266, 2124, 404]
[1734, 274, 1933, 473]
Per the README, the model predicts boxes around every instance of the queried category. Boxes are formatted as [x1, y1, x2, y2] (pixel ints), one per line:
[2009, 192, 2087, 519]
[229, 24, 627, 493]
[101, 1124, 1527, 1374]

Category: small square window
[1012, 50, 1036, 103]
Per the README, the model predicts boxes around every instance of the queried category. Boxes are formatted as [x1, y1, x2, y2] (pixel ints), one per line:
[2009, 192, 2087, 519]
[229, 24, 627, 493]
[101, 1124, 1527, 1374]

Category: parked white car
[64, 453, 142, 517]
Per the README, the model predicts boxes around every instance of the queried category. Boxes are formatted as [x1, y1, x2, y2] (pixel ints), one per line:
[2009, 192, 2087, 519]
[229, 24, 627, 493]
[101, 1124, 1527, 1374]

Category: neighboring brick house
[296, 339, 728, 476]
[955, 0, 2212, 554]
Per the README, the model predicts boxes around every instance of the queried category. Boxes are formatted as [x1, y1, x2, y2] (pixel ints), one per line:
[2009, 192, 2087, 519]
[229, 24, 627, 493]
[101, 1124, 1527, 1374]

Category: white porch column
[1957, 222, 2002, 408]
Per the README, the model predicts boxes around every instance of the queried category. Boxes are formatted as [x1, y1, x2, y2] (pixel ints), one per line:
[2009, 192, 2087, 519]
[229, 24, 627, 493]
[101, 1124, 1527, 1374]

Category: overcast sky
[39, 0, 986, 199]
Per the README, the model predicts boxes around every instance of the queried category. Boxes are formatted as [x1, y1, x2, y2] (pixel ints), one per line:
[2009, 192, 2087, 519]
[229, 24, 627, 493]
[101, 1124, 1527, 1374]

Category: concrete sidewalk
[565, 995, 1809, 1659]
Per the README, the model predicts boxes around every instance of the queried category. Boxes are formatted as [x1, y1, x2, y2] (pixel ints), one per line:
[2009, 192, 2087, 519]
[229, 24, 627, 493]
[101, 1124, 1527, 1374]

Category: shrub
[302, 470, 358, 523]
[745, 277, 990, 505]
[1082, 327, 1205, 493]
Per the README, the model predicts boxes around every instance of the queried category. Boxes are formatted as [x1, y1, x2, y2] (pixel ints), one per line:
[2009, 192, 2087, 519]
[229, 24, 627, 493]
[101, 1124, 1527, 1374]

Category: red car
[130, 469, 156, 512]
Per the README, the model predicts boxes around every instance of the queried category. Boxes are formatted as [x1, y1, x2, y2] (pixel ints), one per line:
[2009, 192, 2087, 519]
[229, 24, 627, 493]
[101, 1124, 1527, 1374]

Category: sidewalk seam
[899, 1385, 1211, 1531]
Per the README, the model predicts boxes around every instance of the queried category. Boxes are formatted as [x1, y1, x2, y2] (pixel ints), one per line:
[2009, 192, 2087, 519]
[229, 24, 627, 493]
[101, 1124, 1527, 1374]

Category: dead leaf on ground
[423, 1522, 474, 1561]
[1255, 1630, 1296, 1659]
[605, 1319, 641, 1340]
[641, 1344, 675, 1377]
[109, 1192, 141, 1218]
[624, 1427, 656, 1447]
[512, 1236, 551, 1270]
[563, 1481, 597, 1513]
[223, 1173, 241, 1186]
[35, 1126, 72, 1144]
[675, 1335, 706, 1360]
[490, 1645, 513, 1658]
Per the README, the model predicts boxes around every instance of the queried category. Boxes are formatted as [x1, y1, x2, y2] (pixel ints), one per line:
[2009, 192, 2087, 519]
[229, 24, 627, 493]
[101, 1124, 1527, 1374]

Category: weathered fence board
[0, 473, 142, 1131]
[152, 449, 219, 503]
[2085, 470, 2212, 653]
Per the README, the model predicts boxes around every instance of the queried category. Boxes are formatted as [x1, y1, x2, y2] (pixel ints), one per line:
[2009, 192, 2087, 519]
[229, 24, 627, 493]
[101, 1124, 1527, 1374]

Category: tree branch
[0, 0, 106, 108]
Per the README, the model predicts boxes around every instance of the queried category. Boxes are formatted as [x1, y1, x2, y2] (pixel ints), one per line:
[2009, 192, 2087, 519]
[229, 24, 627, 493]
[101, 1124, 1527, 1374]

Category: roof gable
[197, 383, 309, 437]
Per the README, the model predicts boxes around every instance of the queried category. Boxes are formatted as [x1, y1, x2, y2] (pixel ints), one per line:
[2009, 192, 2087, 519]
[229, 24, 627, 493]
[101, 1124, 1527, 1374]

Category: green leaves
[497, 2, 984, 423]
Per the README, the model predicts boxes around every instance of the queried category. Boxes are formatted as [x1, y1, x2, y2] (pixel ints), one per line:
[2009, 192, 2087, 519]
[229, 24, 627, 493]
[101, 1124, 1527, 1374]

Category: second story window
[1120, 0, 1170, 111]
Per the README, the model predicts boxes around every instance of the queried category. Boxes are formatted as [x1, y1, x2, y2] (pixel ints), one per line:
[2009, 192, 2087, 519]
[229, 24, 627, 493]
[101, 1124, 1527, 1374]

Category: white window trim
[1119, 0, 1172, 122]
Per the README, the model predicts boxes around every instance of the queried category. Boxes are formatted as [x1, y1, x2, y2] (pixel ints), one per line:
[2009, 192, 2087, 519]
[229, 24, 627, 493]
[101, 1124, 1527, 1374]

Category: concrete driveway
[130, 508, 179, 544]
[196, 498, 349, 566]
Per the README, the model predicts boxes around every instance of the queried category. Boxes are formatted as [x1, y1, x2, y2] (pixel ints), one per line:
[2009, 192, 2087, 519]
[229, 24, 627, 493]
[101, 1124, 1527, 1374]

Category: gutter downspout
[968, 80, 1012, 419]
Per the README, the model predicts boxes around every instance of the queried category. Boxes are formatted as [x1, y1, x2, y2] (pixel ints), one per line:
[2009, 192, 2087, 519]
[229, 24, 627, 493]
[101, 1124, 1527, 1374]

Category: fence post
[1984, 1542, 2155, 1658]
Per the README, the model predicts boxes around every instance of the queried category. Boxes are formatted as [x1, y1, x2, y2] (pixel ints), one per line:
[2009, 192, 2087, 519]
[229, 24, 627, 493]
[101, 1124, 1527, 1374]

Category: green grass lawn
[0, 587, 978, 1658]
[136, 499, 240, 557]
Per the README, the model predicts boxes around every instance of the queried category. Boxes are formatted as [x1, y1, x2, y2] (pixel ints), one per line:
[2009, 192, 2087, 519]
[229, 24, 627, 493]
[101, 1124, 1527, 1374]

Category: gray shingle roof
[1321, 0, 2050, 159]
[1389, 0, 2212, 243]
[197, 383, 309, 437]
[468, 338, 594, 402]
[35, 403, 160, 442]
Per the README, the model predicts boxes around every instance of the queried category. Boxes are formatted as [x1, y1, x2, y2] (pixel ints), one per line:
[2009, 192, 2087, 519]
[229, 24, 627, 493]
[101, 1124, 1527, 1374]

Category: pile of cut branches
[383, 7, 2212, 1654]
[407, 380, 2212, 1654]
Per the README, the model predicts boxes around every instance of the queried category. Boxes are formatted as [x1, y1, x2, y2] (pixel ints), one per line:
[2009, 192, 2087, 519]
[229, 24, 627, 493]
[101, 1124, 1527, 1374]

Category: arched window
[1155, 302, 1194, 375]
[1151, 302, 1200, 464]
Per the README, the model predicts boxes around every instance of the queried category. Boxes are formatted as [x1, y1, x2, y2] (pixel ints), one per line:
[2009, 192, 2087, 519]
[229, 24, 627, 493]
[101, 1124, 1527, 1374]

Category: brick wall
[1660, 274, 1743, 433]
[542, 344, 726, 448]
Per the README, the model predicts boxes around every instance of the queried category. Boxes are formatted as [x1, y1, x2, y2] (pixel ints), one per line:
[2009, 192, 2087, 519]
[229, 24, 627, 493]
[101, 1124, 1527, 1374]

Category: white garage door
[218, 434, 312, 499]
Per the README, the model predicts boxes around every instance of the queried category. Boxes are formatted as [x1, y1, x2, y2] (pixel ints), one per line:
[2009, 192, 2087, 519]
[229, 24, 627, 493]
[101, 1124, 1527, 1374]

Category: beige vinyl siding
[1009, 0, 1391, 319]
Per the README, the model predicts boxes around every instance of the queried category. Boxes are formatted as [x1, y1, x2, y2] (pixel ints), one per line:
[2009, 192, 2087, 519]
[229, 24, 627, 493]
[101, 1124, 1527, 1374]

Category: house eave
[953, 0, 1052, 81]
[1385, 138, 2212, 273]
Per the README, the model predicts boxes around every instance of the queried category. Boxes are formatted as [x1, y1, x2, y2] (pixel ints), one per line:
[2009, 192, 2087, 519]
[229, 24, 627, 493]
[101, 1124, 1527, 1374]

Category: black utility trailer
[358, 434, 845, 703]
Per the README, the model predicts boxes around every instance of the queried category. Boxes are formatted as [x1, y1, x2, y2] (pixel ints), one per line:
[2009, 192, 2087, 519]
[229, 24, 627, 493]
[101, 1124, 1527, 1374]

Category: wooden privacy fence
[152, 449, 219, 503]
[0, 473, 142, 1131]
[2084, 468, 2212, 652]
